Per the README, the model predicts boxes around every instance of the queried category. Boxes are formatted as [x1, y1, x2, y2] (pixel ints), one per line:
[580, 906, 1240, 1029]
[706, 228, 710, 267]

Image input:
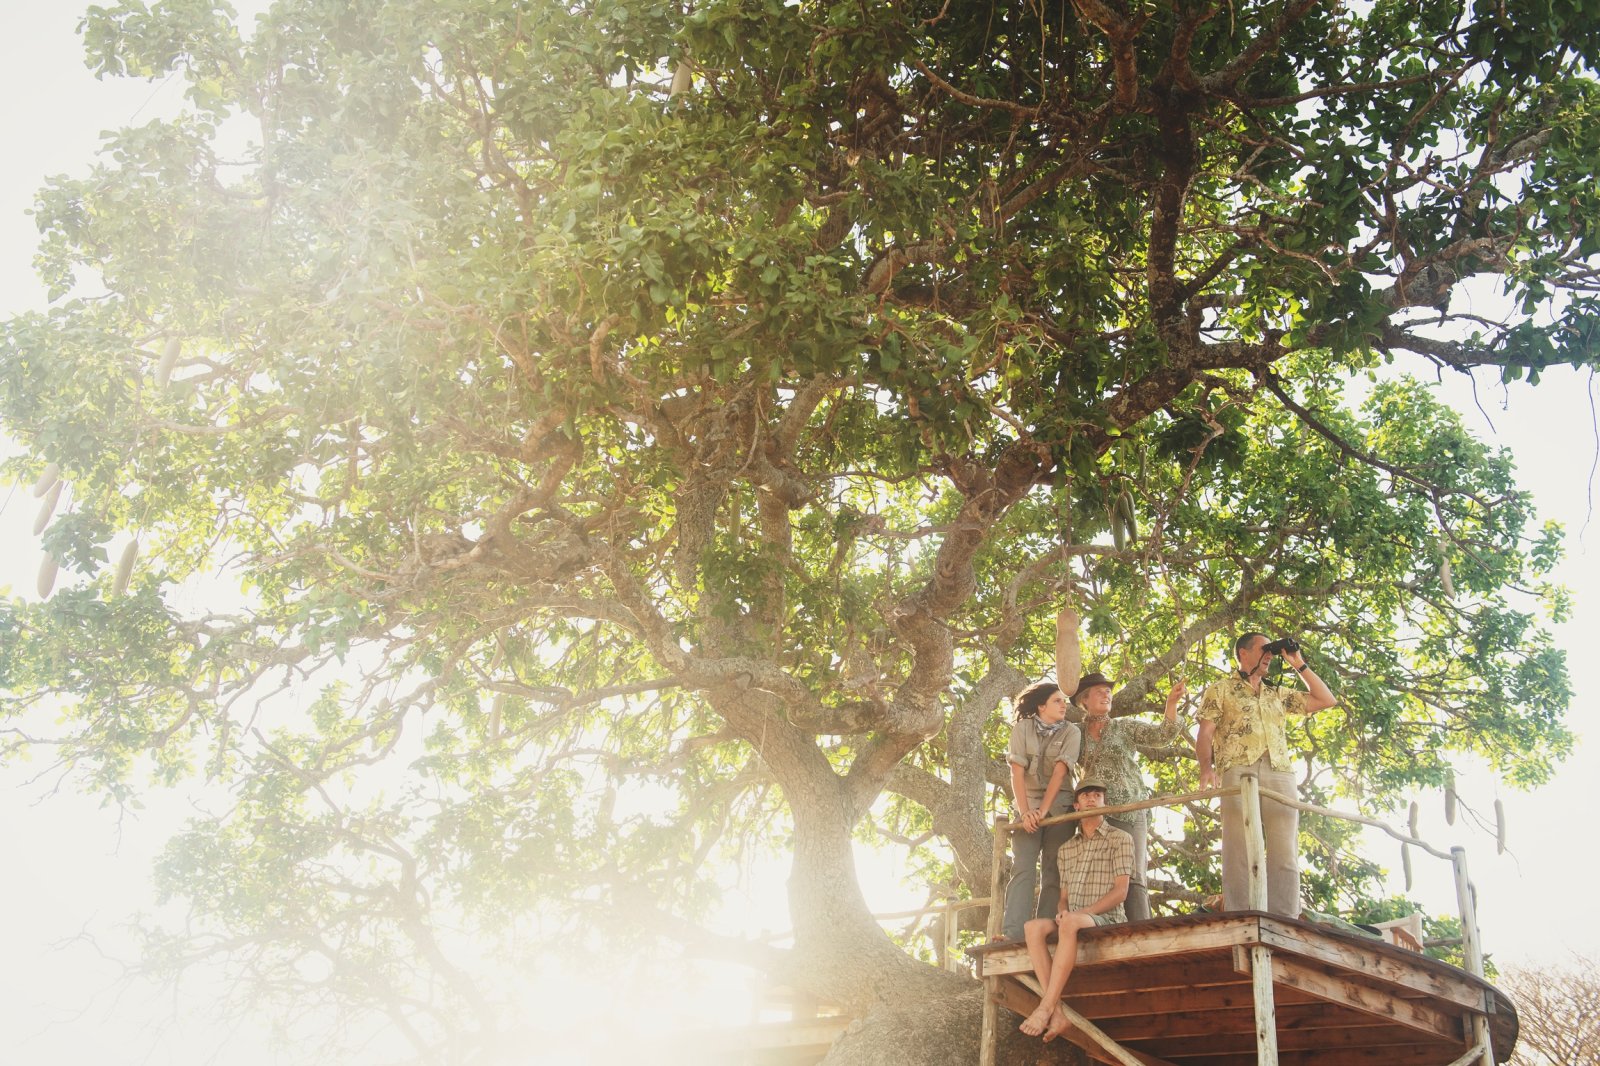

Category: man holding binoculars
[1195, 633, 1336, 918]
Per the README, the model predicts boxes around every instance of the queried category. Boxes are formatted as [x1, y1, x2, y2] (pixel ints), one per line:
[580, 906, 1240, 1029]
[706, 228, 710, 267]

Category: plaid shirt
[1056, 821, 1133, 922]
[1197, 676, 1308, 774]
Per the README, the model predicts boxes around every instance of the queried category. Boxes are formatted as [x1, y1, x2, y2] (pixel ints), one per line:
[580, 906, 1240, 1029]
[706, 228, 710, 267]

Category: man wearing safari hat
[1018, 782, 1132, 1042]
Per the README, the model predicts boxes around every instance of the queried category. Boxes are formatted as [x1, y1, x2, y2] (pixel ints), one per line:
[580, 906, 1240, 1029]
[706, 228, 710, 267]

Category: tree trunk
[781, 780, 967, 1009]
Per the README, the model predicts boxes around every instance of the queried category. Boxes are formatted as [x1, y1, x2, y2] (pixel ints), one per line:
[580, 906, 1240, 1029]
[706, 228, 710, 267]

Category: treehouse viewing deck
[676, 774, 1519, 1065]
[968, 910, 1516, 1066]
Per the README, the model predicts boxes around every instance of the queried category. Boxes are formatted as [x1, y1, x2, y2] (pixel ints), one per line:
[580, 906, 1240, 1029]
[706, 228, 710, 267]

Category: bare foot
[1019, 1003, 1054, 1037]
[1043, 1006, 1071, 1041]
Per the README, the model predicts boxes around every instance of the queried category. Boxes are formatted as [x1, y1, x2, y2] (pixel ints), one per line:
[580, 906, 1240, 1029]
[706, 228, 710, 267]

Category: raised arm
[1056, 606, 1083, 699]
[1285, 648, 1336, 713]
[1128, 680, 1188, 744]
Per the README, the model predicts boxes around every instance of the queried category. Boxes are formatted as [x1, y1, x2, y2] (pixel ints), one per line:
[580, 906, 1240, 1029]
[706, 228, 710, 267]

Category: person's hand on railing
[1020, 808, 1042, 832]
[1198, 766, 1220, 789]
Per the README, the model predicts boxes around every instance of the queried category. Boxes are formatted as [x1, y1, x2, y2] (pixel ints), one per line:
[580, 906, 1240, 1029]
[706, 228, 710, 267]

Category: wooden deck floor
[969, 911, 1517, 1066]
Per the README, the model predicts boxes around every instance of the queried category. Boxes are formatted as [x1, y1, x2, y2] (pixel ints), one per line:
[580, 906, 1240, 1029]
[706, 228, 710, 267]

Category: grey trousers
[1104, 812, 1150, 921]
[1001, 818, 1073, 940]
[1220, 757, 1300, 917]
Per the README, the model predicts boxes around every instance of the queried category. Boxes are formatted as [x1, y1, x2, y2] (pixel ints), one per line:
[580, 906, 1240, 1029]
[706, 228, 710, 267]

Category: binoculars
[1262, 637, 1300, 655]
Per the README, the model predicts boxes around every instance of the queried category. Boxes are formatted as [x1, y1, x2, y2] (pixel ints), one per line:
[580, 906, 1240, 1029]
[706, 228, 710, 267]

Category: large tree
[1, 0, 1593, 1061]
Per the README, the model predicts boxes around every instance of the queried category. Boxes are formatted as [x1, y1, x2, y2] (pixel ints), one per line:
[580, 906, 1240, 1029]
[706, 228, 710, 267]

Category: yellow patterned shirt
[1197, 676, 1308, 774]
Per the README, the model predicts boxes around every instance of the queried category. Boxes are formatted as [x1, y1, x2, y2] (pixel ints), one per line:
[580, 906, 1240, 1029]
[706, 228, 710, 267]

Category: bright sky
[2, 6, 1598, 1065]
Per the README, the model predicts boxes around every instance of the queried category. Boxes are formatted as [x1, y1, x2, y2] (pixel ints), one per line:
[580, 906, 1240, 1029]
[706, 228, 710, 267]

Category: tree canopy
[1, 0, 1594, 1061]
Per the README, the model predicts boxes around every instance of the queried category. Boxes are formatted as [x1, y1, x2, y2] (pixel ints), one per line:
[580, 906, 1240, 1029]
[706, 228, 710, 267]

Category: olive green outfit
[1076, 715, 1179, 921]
[1003, 720, 1081, 939]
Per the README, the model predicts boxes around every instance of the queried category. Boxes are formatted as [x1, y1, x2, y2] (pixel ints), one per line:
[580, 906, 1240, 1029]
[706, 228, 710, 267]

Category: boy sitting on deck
[1019, 782, 1132, 1041]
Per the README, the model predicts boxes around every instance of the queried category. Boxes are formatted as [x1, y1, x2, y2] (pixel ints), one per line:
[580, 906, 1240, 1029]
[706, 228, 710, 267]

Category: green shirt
[1077, 715, 1181, 823]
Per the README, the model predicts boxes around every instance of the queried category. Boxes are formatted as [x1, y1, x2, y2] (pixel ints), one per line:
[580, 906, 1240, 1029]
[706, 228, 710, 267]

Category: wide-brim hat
[1071, 671, 1114, 704]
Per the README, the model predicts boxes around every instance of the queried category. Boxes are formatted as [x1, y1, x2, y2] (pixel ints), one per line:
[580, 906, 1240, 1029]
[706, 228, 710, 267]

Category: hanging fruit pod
[489, 692, 506, 738]
[155, 337, 182, 387]
[1444, 770, 1457, 826]
[111, 538, 139, 597]
[1408, 800, 1419, 840]
[1116, 490, 1137, 542]
[31, 462, 60, 498]
[1495, 798, 1506, 854]
[1401, 842, 1414, 892]
[33, 479, 64, 536]
[668, 61, 692, 98]
[37, 552, 59, 599]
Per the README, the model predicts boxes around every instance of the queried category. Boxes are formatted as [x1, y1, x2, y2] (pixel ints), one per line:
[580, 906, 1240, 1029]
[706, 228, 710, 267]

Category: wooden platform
[969, 912, 1518, 1065]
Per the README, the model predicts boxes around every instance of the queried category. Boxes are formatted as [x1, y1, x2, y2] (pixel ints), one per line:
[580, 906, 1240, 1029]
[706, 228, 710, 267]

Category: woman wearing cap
[1000, 677, 1082, 941]
[1060, 606, 1186, 921]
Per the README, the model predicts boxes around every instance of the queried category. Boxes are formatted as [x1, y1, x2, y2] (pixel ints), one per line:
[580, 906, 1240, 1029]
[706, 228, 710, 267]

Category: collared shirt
[1197, 675, 1308, 774]
[1056, 821, 1133, 922]
[1077, 716, 1181, 821]
[1007, 719, 1082, 813]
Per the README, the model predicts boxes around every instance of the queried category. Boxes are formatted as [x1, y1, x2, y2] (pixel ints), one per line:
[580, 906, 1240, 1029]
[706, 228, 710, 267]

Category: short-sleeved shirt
[1077, 716, 1181, 823]
[1056, 821, 1133, 923]
[1007, 719, 1082, 814]
[1197, 676, 1308, 774]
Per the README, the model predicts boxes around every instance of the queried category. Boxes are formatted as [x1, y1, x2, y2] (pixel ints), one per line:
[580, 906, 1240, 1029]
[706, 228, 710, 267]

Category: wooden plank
[1067, 978, 1323, 1020]
[1265, 952, 1467, 1044]
[1256, 917, 1488, 1011]
[1011, 973, 1155, 1066]
[1178, 1046, 1490, 1066]
[1082, 917, 1263, 966]
[1138, 1023, 1450, 1057]
[978, 915, 1262, 977]
[1092, 1000, 1402, 1042]
[1065, 955, 1257, 998]
[992, 980, 1177, 1066]
[1268, 1049, 1489, 1066]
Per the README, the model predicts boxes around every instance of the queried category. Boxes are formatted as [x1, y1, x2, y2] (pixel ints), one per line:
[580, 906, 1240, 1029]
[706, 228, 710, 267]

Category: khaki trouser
[1002, 816, 1074, 940]
[1104, 812, 1149, 921]
[1220, 756, 1300, 918]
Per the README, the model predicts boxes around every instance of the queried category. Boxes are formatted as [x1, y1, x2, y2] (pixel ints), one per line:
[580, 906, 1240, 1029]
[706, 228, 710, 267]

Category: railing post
[979, 815, 1008, 1066]
[1239, 772, 1279, 1063]
[1452, 846, 1494, 1066]
[1240, 770, 1269, 912]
